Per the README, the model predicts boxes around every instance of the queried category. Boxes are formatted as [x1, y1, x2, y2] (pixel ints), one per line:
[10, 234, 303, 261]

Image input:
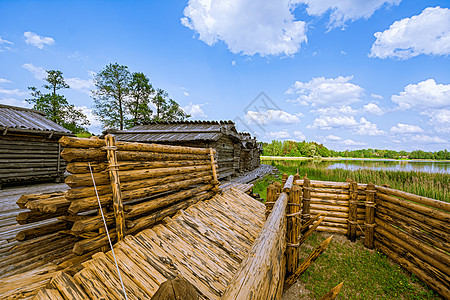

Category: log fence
[10, 135, 220, 264]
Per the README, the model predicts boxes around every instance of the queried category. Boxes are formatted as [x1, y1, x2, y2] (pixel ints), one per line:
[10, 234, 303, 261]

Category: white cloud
[363, 102, 384, 115]
[423, 109, 450, 133]
[390, 123, 423, 134]
[231, 60, 236, 66]
[24, 31, 55, 49]
[308, 115, 358, 130]
[297, 0, 400, 29]
[66, 77, 94, 94]
[391, 79, 450, 110]
[22, 63, 46, 80]
[0, 78, 12, 83]
[245, 109, 301, 125]
[410, 134, 447, 144]
[0, 97, 31, 108]
[181, 0, 307, 56]
[287, 76, 364, 107]
[183, 102, 207, 118]
[312, 105, 358, 116]
[325, 135, 342, 141]
[0, 36, 13, 51]
[371, 93, 383, 100]
[370, 7, 450, 59]
[341, 139, 367, 146]
[0, 88, 27, 97]
[77, 106, 103, 134]
[268, 130, 291, 139]
[293, 131, 305, 140]
[356, 117, 386, 136]
[183, 91, 190, 97]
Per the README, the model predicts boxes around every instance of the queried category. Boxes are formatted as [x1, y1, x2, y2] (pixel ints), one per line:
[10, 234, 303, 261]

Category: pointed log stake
[298, 213, 323, 233]
[284, 235, 333, 291]
[297, 216, 325, 247]
[105, 134, 125, 242]
[348, 180, 358, 242]
[318, 282, 344, 300]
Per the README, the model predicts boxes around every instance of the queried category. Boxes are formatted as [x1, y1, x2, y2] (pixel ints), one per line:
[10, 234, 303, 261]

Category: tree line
[262, 140, 450, 160]
[26, 63, 189, 133]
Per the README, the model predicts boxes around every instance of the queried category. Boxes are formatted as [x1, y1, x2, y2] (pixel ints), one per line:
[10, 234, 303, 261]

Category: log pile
[9, 135, 220, 264]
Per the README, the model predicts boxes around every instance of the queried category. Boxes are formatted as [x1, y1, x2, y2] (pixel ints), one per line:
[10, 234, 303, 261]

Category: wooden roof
[0, 104, 72, 136]
[106, 120, 242, 143]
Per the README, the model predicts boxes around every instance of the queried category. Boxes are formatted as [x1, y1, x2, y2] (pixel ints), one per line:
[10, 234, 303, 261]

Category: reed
[270, 164, 449, 202]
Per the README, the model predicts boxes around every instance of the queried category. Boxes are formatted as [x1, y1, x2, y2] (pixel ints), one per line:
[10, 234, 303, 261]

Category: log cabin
[0, 104, 74, 188]
[105, 120, 260, 180]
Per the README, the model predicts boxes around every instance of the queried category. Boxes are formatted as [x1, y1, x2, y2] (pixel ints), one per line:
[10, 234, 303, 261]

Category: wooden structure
[0, 104, 74, 188]
[105, 120, 261, 180]
[294, 177, 450, 299]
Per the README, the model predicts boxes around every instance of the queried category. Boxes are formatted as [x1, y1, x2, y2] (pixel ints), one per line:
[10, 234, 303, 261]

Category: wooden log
[375, 185, 450, 213]
[318, 282, 344, 300]
[66, 170, 212, 200]
[15, 221, 70, 241]
[221, 193, 288, 300]
[49, 271, 89, 300]
[364, 182, 376, 249]
[311, 187, 349, 194]
[283, 175, 294, 192]
[374, 238, 450, 299]
[298, 216, 325, 247]
[151, 278, 199, 300]
[61, 147, 209, 162]
[282, 173, 288, 187]
[16, 211, 64, 225]
[310, 192, 350, 200]
[66, 160, 211, 174]
[310, 198, 348, 206]
[296, 180, 350, 189]
[17, 191, 66, 209]
[209, 148, 218, 187]
[65, 164, 213, 188]
[311, 204, 349, 212]
[286, 183, 301, 276]
[73, 268, 113, 300]
[265, 183, 276, 218]
[68, 175, 214, 214]
[301, 175, 311, 232]
[59, 135, 211, 155]
[375, 218, 450, 271]
[33, 288, 64, 300]
[315, 226, 348, 235]
[298, 213, 323, 233]
[25, 196, 70, 214]
[284, 236, 333, 291]
[348, 180, 358, 242]
[376, 192, 450, 224]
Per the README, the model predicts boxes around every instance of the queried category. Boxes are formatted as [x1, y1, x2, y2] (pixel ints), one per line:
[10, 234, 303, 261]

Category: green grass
[297, 232, 440, 300]
[272, 164, 449, 202]
[252, 174, 281, 202]
[76, 132, 92, 138]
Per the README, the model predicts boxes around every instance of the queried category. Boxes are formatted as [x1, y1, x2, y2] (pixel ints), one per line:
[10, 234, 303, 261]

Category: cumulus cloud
[371, 93, 383, 100]
[0, 88, 28, 97]
[410, 134, 447, 144]
[24, 31, 55, 49]
[308, 115, 359, 130]
[293, 131, 305, 140]
[391, 79, 450, 110]
[355, 117, 386, 136]
[370, 7, 450, 59]
[268, 130, 291, 139]
[0, 78, 12, 83]
[77, 106, 103, 134]
[287, 76, 364, 107]
[312, 105, 358, 116]
[245, 109, 301, 125]
[341, 139, 367, 146]
[363, 102, 384, 115]
[390, 123, 424, 134]
[0, 97, 31, 108]
[296, 0, 400, 29]
[22, 63, 46, 80]
[183, 102, 207, 118]
[66, 77, 95, 94]
[325, 135, 342, 141]
[423, 109, 450, 133]
[181, 0, 307, 56]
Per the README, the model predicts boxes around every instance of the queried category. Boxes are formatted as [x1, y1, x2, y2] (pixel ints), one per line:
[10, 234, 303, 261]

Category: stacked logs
[294, 178, 366, 236]
[11, 136, 220, 264]
[59, 136, 220, 255]
[374, 186, 450, 298]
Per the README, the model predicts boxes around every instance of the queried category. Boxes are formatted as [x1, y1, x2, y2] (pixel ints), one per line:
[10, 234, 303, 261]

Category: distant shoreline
[260, 156, 450, 163]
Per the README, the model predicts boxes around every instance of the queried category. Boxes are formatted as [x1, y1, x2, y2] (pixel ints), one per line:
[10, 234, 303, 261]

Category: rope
[88, 163, 129, 300]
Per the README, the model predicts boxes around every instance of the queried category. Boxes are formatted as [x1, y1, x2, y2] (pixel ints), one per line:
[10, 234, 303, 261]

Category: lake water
[266, 158, 450, 174]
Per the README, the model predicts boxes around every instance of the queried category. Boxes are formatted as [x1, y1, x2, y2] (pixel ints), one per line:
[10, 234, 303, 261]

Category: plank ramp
[0, 188, 265, 299]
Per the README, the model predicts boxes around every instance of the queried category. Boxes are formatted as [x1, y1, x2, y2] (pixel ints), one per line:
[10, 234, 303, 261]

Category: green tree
[126, 72, 154, 127]
[151, 88, 190, 122]
[92, 63, 131, 130]
[27, 70, 90, 133]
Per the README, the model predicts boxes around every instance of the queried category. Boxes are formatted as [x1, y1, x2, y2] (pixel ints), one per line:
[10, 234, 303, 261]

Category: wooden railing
[293, 176, 450, 299]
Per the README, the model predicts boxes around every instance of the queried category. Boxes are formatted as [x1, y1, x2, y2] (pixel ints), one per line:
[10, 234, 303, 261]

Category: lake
[263, 158, 450, 174]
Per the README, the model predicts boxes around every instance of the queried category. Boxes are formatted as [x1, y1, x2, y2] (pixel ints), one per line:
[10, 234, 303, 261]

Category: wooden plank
[49, 271, 89, 300]
[74, 268, 116, 300]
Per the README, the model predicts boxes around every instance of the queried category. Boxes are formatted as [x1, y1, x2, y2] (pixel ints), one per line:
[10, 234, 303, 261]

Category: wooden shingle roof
[0, 104, 72, 135]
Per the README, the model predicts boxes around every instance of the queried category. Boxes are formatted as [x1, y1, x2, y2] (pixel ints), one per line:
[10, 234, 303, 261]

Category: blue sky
[0, 0, 449, 151]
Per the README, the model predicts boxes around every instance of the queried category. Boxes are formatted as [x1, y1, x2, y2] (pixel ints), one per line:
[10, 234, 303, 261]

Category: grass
[294, 232, 439, 300]
[76, 132, 92, 138]
[252, 173, 281, 201]
[271, 163, 449, 202]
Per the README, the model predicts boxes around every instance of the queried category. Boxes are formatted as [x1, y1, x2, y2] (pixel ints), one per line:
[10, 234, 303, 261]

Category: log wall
[294, 178, 450, 299]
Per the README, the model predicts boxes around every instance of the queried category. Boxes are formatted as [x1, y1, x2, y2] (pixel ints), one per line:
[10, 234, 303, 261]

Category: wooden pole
[209, 148, 219, 189]
[318, 282, 344, 300]
[104, 134, 125, 242]
[286, 182, 300, 276]
[364, 182, 376, 249]
[301, 175, 311, 233]
[282, 173, 288, 187]
[265, 183, 276, 219]
[348, 180, 358, 242]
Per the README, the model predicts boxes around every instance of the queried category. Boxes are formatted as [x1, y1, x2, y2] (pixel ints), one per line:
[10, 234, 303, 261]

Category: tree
[126, 72, 154, 127]
[27, 70, 90, 133]
[151, 88, 190, 122]
[92, 63, 131, 130]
